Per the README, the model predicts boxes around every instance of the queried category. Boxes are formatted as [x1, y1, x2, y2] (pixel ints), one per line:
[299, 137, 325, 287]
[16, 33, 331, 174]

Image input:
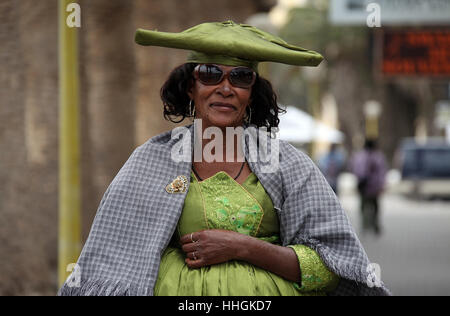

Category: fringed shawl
[59, 124, 391, 296]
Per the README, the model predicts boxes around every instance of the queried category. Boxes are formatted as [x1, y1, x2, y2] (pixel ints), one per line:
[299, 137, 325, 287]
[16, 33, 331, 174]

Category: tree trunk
[0, 0, 58, 295]
[79, 0, 137, 240]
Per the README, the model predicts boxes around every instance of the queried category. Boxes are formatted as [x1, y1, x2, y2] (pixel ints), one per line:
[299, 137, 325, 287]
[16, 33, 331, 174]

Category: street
[340, 190, 450, 296]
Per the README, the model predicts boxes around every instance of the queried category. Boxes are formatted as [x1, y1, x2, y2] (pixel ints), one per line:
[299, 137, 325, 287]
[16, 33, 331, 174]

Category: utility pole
[58, 0, 82, 287]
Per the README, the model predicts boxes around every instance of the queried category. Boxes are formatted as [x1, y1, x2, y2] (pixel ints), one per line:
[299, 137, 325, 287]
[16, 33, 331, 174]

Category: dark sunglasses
[193, 64, 256, 89]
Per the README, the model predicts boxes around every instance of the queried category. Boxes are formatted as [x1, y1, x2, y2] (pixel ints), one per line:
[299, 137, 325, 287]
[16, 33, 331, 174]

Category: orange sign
[382, 29, 450, 76]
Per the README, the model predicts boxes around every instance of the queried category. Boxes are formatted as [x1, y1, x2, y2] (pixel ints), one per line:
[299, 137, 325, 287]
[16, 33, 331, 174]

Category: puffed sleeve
[288, 245, 340, 293]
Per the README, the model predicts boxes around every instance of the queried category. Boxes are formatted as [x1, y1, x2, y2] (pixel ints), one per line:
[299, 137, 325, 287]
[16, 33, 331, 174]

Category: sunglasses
[193, 64, 256, 89]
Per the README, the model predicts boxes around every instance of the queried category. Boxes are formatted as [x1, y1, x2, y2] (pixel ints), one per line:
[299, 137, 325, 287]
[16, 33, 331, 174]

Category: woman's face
[187, 64, 252, 129]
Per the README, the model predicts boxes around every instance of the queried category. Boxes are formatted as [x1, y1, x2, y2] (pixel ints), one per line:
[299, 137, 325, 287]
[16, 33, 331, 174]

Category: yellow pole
[58, 0, 82, 286]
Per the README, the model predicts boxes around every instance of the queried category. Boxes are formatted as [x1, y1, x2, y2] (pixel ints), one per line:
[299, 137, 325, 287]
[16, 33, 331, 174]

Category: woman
[154, 62, 339, 296]
[59, 21, 390, 296]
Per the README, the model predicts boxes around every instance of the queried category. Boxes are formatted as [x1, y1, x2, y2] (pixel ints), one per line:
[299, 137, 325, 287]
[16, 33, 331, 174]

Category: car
[397, 138, 450, 199]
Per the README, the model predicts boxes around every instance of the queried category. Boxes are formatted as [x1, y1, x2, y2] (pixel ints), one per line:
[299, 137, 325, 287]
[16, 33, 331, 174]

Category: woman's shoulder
[278, 140, 309, 160]
[277, 139, 316, 171]
[143, 127, 182, 146]
[134, 124, 193, 153]
[111, 126, 192, 185]
[114, 126, 192, 175]
[244, 126, 313, 166]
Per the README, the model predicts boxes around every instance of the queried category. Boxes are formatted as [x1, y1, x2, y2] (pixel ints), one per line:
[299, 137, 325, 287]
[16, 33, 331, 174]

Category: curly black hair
[160, 63, 285, 129]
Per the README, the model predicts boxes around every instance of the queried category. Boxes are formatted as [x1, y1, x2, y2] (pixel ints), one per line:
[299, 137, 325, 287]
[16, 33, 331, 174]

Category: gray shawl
[58, 123, 391, 296]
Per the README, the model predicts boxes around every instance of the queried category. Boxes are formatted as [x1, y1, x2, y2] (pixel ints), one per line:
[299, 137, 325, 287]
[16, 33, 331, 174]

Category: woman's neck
[193, 119, 245, 164]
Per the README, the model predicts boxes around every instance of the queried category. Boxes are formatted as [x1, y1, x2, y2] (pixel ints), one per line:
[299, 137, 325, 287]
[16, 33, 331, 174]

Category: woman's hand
[179, 229, 245, 269]
[179, 229, 301, 283]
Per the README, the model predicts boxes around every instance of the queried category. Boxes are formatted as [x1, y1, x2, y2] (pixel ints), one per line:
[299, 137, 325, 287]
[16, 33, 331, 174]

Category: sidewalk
[339, 190, 450, 296]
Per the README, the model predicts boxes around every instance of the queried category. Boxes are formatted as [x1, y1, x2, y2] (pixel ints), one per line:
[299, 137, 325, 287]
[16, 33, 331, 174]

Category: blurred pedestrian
[351, 139, 387, 235]
[318, 143, 346, 195]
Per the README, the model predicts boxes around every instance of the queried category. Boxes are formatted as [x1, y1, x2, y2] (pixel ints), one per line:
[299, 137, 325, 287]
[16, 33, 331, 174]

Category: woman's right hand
[179, 229, 245, 269]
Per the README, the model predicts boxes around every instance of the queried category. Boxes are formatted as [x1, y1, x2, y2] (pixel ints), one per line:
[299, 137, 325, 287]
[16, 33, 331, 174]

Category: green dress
[154, 171, 339, 296]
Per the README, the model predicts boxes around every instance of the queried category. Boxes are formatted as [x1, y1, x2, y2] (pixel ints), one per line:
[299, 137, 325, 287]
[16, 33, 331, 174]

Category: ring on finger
[192, 251, 197, 260]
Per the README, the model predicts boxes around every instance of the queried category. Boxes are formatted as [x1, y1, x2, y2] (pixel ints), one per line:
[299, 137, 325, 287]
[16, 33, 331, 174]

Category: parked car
[397, 138, 450, 199]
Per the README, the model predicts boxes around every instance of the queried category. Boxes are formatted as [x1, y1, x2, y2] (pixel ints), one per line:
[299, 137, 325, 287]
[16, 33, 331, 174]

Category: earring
[189, 100, 196, 118]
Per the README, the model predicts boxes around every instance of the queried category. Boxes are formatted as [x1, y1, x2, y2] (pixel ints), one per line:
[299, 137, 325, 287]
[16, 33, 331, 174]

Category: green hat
[135, 21, 323, 71]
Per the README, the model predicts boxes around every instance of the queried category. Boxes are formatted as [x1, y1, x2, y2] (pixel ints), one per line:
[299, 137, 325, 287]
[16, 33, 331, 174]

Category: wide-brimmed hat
[135, 20, 323, 71]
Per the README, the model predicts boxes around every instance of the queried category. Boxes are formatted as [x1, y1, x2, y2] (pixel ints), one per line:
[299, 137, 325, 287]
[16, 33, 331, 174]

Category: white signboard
[330, 0, 450, 26]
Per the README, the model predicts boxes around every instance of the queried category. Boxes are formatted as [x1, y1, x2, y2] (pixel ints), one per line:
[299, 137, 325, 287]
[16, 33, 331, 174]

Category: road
[339, 191, 450, 296]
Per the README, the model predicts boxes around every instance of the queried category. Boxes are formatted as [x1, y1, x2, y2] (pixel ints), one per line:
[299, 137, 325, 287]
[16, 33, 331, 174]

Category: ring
[193, 252, 197, 260]
[190, 233, 195, 243]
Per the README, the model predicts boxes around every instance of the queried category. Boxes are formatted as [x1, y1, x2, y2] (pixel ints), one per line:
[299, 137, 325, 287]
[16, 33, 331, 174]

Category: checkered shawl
[58, 124, 391, 296]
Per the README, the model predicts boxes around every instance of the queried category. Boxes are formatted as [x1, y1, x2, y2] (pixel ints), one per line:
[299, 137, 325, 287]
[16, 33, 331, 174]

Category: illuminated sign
[381, 29, 450, 77]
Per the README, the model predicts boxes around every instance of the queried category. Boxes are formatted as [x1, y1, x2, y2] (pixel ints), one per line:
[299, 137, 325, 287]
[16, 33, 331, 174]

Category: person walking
[318, 143, 346, 195]
[351, 139, 387, 235]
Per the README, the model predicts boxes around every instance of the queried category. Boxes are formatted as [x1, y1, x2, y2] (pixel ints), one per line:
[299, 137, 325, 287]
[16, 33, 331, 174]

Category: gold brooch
[165, 175, 188, 194]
